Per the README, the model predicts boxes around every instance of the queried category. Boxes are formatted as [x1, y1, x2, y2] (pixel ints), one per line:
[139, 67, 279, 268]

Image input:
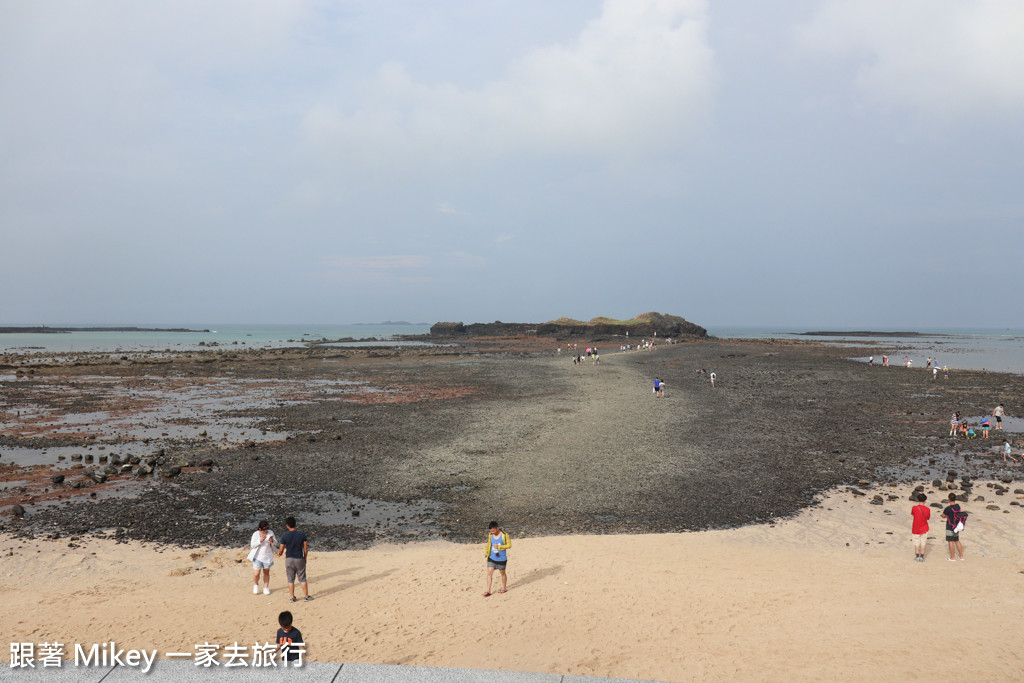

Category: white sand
[4, 483, 1024, 681]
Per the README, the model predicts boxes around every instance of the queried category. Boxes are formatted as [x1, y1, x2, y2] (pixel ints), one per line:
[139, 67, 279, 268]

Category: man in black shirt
[940, 493, 965, 561]
[277, 516, 312, 602]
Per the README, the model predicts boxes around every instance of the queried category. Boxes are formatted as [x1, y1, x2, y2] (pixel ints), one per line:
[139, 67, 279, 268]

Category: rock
[119, 465, 133, 474]
[12, 504, 26, 517]
[974, 496, 985, 502]
[71, 454, 82, 461]
[98, 455, 108, 463]
[1001, 475, 1014, 484]
[986, 504, 1001, 510]
[849, 488, 866, 496]
[51, 474, 65, 484]
[1015, 489, 1024, 495]
[914, 485, 925, 492]
[932, 479, 943, 487]
[199, 430, 208, 437]
[84, 454, 94, 463]
[103, 465, 117, 475]
[886, 494, 899, 501]
[70, 464, 84, 470]
[869, 497, 883, 505]
[198, 458, 213, 467]
[91, 472, 107, 484]
[930, 503, 943, 508]
[136, 466, 151, 476]
[164, 466, 182, 478]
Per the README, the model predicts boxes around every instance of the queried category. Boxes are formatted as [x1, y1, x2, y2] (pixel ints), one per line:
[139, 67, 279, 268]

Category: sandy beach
[5, 479, 1024, 681]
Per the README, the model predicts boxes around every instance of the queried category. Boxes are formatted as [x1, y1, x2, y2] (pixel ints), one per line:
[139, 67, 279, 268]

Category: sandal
[482, 592, 491, 597]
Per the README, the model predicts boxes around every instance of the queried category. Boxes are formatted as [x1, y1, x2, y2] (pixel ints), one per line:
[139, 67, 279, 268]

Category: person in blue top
[653, 378, 664, 398]
[483, 521, 511, 597]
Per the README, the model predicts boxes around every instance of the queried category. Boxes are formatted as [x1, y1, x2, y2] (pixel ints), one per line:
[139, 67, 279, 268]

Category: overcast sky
[2, 0, 1022, 329]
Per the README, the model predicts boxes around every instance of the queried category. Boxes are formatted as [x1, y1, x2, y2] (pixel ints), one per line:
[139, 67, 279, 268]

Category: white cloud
[326, 255, 428, 270]
[302, 0, 716, 173]
[797, 0, 1024, 117]
[439, 202, 469, 215]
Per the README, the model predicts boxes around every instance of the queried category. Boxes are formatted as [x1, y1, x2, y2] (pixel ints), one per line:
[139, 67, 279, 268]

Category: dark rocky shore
[2, 338, 1021, 549]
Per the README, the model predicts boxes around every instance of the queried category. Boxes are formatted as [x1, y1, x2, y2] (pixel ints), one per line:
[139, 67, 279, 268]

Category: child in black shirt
[276, 611, 305, 665]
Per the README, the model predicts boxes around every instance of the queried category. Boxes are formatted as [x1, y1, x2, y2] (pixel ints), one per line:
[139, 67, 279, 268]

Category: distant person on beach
[710, 372, 716, 388]
[993, 404, 1005, 430]
[483, 521, 511, 597]
[1003, 440, 1018, 464]
[277, 516, 312, 602]
[276, 610, 305, 664]
[882, 355, 889, 367]
[949, 412, 960, 437]
[933, 367, 938, 380]
[868, 356, 874, 366]
[940, 494, 964, 561]
[911, 493, 930, 562]
[943, 366, 949, 380]
[653, 378, 664, 398]
[980, 417, 990, 439]
[249, 520, 276, 595]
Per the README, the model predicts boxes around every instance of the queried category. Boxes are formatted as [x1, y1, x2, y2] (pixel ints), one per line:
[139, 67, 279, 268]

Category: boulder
[51, 474, 65, 484]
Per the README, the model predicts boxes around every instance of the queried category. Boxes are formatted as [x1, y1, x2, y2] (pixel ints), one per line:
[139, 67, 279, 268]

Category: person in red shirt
[911, 493, 931, 562]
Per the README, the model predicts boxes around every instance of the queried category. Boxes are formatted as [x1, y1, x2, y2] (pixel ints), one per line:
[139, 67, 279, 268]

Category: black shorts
[487, 559, 507, 570]
[996, 416, 1002, 424]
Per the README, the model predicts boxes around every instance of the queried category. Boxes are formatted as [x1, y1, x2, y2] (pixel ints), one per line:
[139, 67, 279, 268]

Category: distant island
[800, 331, 929, 337]
[0, 326, 210, 334]
[430, 312, 707, 339]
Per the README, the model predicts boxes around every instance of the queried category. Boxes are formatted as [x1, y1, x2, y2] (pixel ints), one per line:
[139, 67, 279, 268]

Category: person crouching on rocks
[249, 520, 276, 595]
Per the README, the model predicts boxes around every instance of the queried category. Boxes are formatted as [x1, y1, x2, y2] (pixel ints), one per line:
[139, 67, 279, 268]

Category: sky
[1, 0, 1022, 329]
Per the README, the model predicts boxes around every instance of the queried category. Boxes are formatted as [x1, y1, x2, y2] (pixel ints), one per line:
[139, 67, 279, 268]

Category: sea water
[0, 323, 432, 354]
[711, 327, 1024, 375]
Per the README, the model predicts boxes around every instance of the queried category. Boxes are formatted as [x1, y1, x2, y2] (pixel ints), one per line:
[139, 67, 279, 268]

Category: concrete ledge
[336, 663, 561, 682]
[4, 661, 666, 682]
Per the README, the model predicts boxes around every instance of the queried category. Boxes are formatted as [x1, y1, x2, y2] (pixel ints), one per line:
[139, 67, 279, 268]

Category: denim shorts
[252, 559, 274, 570]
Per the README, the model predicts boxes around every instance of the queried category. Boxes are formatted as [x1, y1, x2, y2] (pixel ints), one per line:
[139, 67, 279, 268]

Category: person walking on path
[911, 493, 930, 562]
[249, 520, 276, 595]
[993, 404, 1006, 430]
[277, 516, 313, 602]
[1003, 440, 1018, 464]
[941, 494, 965, 561]
[483, 521, 511, 597]
[653, 377, 664, 398]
